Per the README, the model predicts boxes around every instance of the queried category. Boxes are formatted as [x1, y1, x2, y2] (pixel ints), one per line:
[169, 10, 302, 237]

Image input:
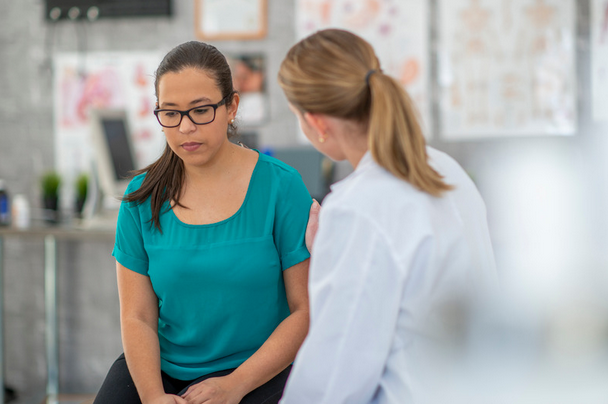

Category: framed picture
[226, 53, 268, 125]
[195, 0, 267, 40]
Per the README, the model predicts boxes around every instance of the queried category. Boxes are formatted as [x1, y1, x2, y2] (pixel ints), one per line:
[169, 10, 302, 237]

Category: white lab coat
[280, 148, 497, 404]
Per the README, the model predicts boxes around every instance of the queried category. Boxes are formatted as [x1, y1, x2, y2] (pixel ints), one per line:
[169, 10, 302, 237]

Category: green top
[112, 152, 311, 380]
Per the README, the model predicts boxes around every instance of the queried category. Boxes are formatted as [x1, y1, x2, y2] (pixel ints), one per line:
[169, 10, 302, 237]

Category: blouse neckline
[168, 150, 261, 228]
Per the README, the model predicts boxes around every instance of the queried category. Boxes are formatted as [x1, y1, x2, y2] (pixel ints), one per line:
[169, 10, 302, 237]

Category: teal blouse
[112, 152, 311, 380]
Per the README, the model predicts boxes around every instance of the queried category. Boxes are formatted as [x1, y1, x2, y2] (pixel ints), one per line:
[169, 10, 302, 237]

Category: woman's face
[157, 67, 237, 169]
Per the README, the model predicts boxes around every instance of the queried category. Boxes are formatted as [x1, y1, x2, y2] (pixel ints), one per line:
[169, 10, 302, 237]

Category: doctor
[278, 29, 497, 403]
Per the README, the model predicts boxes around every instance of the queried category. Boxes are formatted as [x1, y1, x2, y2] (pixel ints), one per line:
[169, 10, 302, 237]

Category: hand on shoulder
[306, 199, 321, 253]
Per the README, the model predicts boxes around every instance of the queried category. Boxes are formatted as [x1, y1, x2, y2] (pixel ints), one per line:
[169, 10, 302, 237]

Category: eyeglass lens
[157, 105, 216, 127]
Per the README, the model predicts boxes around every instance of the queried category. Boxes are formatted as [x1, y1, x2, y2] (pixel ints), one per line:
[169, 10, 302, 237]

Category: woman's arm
[181, 259, 310, 404]
[117, 262, 187, 404]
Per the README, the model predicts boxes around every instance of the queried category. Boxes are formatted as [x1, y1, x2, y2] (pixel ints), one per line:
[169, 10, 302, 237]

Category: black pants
[94, 354, 292, 404]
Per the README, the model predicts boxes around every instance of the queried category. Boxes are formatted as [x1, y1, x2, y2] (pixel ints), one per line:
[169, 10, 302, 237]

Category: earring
[230, 118, 235, 124]
[318, 134, 327, 143]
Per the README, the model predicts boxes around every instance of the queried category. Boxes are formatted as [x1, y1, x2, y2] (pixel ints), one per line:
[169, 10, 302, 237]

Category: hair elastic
[365, 69, 377, 86]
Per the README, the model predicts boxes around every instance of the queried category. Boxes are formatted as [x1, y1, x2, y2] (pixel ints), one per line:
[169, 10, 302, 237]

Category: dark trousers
[94, 354, 291, 404]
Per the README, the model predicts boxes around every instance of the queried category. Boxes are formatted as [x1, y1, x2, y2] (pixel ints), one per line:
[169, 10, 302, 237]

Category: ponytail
[367, 73, 452, 197]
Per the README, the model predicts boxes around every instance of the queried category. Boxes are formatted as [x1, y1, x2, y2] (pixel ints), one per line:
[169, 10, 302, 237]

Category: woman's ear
[228, 92, 240, 122]
[303, 112, 328, 137]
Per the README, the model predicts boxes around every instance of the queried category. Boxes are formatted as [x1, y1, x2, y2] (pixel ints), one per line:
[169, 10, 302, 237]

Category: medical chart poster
[591, 0, 608, 122]
[438, 0, 577, 139]
[53, 52, 163, 195]
[295, 0, 431, 138]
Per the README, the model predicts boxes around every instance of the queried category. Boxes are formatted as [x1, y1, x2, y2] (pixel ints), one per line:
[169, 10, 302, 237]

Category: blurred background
[1, 0, 608, 403]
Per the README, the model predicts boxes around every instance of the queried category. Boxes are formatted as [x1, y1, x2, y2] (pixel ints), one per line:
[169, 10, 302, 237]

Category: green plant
[40, 171, 61, 199]
[75, 173, 88, 201]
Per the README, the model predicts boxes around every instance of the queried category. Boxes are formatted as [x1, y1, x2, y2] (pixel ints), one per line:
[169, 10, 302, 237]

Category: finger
[172, 395, 188, 404]
[305, 201, 320, 253]
[311, 199, 321, 214]
[182, 387, 206, 403]
[181, 385, 199, 399]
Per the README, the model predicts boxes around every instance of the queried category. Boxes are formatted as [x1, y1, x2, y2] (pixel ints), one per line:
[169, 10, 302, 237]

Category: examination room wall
[1, 0, 608, 399]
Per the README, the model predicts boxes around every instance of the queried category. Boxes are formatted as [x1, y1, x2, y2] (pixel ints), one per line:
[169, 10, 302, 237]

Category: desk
[0, 224, 114, 404]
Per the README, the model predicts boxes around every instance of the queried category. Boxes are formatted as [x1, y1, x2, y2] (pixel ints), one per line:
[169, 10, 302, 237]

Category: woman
[277, 29, 497, 403]
[94, 41, 311, 404]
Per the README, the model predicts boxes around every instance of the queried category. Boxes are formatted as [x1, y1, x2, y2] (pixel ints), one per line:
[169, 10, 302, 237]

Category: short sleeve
[111, 181, 149, 275]
[273, 172, 312, 271]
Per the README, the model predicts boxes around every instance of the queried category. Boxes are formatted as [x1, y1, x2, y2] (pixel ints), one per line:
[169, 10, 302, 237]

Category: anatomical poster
[438, 0, 576, 139]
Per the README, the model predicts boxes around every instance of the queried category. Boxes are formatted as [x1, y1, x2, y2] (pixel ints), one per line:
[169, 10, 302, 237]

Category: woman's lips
[182, 142, 202, 151]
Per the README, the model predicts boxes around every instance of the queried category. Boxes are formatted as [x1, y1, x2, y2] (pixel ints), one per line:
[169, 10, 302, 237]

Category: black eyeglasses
[154, 94, 230, 128]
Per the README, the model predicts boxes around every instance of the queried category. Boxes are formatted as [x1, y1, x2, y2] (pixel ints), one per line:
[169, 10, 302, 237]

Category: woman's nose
[179, 114, 196, 133]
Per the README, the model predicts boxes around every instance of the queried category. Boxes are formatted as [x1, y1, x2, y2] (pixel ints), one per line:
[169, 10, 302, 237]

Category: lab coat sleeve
[280, 206, 404, 404]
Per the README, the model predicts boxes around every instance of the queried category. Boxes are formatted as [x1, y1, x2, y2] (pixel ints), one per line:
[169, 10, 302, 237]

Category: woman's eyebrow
[189, 97, 213, 106]
[159, 97, 213, 109]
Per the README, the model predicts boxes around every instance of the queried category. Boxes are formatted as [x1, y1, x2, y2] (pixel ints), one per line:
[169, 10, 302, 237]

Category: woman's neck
[184, 140, 239, 184]
[335, 122, 369, 169]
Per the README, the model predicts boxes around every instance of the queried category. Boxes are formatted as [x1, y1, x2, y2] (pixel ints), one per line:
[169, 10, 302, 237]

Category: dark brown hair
[125, 41, 237, 232]
[278, 29, 451, 197]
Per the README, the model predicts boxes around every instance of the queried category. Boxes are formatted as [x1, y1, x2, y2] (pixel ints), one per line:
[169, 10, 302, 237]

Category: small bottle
[12, 194, 30, 229]
[0, 179, 10, 226]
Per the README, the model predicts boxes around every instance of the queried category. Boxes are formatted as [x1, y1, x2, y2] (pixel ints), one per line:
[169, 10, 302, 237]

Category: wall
[1, 0, 608, 399]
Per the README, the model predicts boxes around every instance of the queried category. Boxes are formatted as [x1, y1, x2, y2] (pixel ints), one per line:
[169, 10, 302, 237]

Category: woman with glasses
[277, 29, 497, 403]
[94, 41, 311, 404]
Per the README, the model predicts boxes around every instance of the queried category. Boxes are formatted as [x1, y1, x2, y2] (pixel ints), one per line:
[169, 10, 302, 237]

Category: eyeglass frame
[153, 93, 232, 128]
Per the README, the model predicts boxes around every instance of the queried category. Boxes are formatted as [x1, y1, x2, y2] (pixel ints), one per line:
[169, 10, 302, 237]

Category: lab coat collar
[329, 151, 374, 193]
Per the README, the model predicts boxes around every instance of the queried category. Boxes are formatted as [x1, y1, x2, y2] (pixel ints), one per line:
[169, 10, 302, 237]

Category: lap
[94, 354, 291, 404]
[178, 366, 292, 404]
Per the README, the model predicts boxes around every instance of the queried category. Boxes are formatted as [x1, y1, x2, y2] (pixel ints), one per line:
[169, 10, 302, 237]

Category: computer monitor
[89, 108, 137, 206]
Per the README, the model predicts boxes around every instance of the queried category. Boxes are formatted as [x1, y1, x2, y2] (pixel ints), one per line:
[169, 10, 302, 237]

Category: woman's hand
[148, 394, 188, 404]
[181, 374, 245, 404]
[306, 199, 321, 254]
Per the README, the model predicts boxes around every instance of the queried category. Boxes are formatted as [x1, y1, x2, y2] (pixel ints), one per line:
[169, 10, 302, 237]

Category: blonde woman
[278, 29, 497, 403]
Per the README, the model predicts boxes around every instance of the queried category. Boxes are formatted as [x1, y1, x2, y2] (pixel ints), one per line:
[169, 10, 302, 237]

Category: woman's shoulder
[125, 172, 147, 194]
[122, 173, 151, 207]
[325, 158, 430, 221]
[256, 151, 303, 181]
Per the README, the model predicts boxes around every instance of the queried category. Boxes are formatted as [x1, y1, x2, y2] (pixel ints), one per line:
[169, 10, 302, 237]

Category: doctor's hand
[306, 199, 321, 254]
[181, 374, 244, 404]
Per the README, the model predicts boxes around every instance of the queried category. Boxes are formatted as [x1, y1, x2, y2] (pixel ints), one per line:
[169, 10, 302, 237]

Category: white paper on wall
[295, 0, 431, 141]
[53, 52, 163, 206]
[591, 0, 608, 122]
[438, 0, 577, 139]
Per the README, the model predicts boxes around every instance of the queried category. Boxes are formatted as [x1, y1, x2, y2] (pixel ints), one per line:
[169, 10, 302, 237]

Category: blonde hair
[278, 29, 452, 197]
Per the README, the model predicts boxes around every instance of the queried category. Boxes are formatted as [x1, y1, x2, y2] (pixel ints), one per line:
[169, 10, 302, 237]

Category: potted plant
[40, 171, 61, 223]
[74, 173, 88, 218]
